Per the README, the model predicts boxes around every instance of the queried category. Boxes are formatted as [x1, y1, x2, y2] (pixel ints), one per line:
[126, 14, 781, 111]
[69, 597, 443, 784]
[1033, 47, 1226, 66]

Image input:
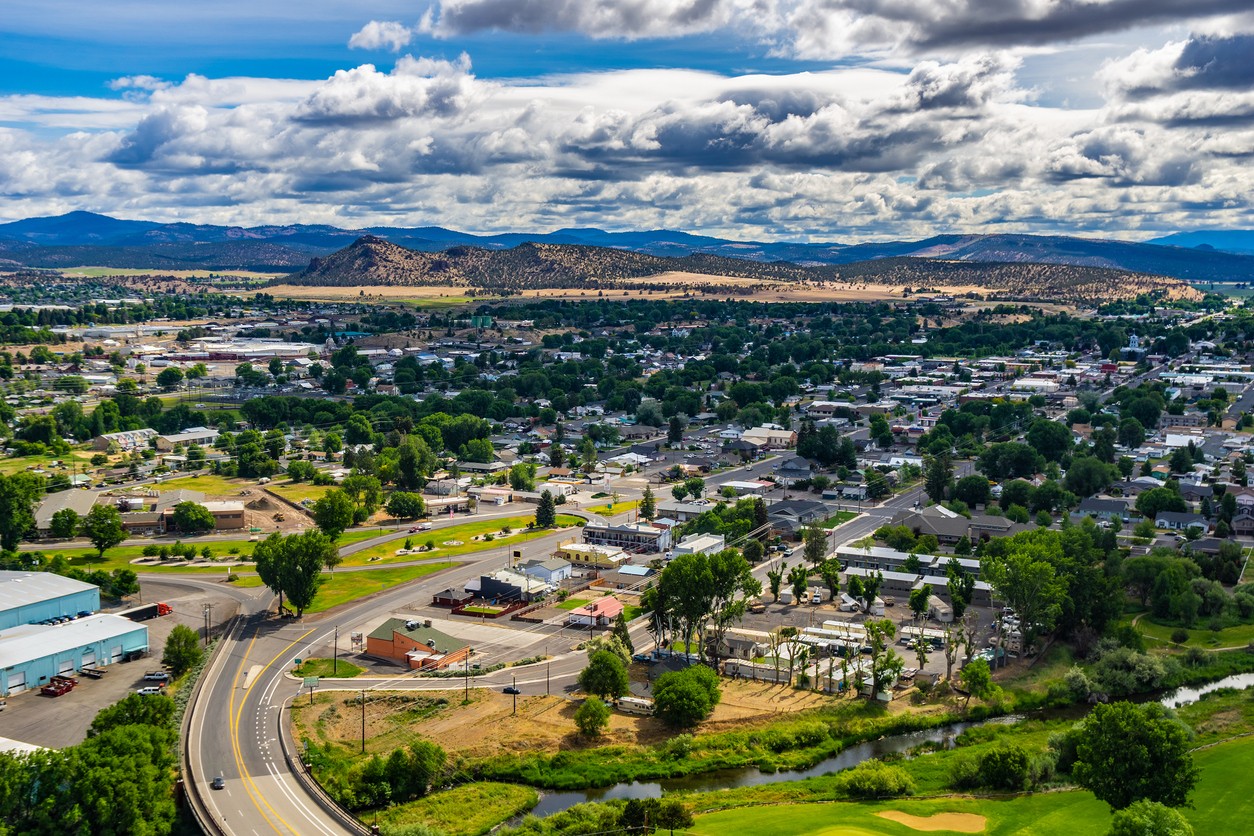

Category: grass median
[232, 562, 457, 613]
[339, 514, 582, 567]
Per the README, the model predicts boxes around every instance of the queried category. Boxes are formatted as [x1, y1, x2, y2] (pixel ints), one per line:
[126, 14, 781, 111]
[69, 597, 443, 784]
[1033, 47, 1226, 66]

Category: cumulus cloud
[294, 54, 483, 123]
[108, 75, 173, 92]
[419, 0, 755, 40]
[348, 20, 415, 51]
[1101, 33, 1254, 99]
[415, 0, 1251, 57]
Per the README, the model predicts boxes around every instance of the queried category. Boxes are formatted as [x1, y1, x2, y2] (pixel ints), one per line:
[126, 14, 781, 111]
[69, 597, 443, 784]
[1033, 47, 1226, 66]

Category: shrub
[1171, 629, 1190, 645]
[977, 744, 1033, 791]
[836, 759, 915, 799]
[574, 697, 611, 738]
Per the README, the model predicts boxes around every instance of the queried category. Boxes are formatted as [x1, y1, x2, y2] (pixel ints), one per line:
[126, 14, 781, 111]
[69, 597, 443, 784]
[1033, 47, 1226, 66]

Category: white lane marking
[263, 759, 339, 836]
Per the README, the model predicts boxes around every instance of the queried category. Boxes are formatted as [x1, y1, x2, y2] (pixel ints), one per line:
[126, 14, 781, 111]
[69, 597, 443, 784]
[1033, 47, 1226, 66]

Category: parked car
[135, 686, 165, 696]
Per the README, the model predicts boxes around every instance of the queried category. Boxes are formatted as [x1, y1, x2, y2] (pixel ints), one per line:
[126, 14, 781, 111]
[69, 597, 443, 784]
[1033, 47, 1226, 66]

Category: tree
[671, 484, 688, 502]
[0, 471, 43, 549]
[1027, 419, 1073, 463]
[386, 491, 425, 520]
[578, 650, 629, 700]
[653, 666, 719, 727]
[959, 657, 998, 709]
[50, 508, 80, 539]
[574, 696, 611, 737]
[508, 462, 536, 492]
[312, 489, 356, 539]
[88, 692, 176, 737]
[683, 477, 705, 500]
[656, 799, 694, 836]
[253, 530, 337, 616]
[639, 485, 656, 521]
[171, 501, 215, 534]
[952, 474, 991, 507]
[767, 562, 786, 602]
[1065, 456, 1116, 498]
[1118, 418, 1146, 450]
[865, 618, 903, 696]
[1107, 800, 1194, 836]
[924, 453, 952, 503]
[803, 522, 827, 566]
[1136, 487, 1186, 520]
[909, 586, 930, 622]
[80, 504, 127, 558]
[535, 489, 557, 528]
[611, 611, 634, 655]
[946, 558, 975, 619]
[788, 563, 810, 603]
[668, 415, 685, 445]
[155, 366, 184, 390]
[162, 623, 203, 676]
[742, 539, 765, 564]
[985, 549, 1064, 655]
[1073, 701, 1199, 810]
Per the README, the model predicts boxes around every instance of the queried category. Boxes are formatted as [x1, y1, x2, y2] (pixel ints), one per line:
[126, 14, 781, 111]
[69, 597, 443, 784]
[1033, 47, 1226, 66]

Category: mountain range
[1, 211, 1252, 284]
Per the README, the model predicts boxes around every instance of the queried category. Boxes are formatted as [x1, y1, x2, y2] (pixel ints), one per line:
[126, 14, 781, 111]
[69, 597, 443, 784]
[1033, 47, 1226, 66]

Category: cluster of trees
[0, 692, 180, 834]
[253, 531, 340, 617]
[652, 665, 722, 728]
[641, 548, 761, 666]
[312, 738, 447, 811]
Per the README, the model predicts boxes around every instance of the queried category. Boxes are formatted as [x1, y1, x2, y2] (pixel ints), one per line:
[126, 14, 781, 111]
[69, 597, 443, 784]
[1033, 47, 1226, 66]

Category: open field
[268, 480, 333, 504]
[158, 473, 252, 495]
[0, 450, 97, 475]
[232, 561, 457, 613]
[264, 278, 1004, 306]
[59, 266, 280, 279]
[587, 500, 639, 516]
[263, 284, 475, 306]
[371, 782, 538, 836]
[339, 514, 582, 566]
[1130, 614, 1254, 648]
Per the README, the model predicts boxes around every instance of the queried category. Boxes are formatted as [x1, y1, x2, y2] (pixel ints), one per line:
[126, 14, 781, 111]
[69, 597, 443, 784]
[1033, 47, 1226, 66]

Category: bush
[1171, 628, 1190, 645]
[836, 759, 915, 799]
[977, 744, 1033, 791]
[574, 697, 611, 738]
[1091, 640, 1177, 698]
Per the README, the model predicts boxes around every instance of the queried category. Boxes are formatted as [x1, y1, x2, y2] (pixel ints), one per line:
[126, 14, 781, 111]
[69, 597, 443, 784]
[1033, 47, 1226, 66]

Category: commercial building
[155, 426, 220, 452]
[553, 540, 631, 569]
[0, 572, 148, 696]
[365, 618, 470, 670]
[582, 521, 672, 554]
[92, 428, 157, 451]
[34, 490, 100, 537]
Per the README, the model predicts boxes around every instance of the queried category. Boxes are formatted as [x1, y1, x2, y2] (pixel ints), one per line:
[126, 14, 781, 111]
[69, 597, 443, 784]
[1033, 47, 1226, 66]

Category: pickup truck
[143, 670, 171, 682]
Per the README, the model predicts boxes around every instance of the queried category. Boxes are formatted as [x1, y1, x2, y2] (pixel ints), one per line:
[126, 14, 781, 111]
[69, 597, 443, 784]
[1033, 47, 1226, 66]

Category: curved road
[183, 509, 611, 836]
[182, 461, 952, 835]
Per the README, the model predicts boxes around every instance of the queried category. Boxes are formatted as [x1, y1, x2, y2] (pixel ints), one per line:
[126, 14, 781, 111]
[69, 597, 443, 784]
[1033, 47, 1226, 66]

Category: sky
[2, 1, 1253, 241]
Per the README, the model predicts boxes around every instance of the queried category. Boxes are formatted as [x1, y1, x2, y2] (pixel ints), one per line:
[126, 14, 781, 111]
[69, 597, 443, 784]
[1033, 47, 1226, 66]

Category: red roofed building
[567, 597, 624, 627]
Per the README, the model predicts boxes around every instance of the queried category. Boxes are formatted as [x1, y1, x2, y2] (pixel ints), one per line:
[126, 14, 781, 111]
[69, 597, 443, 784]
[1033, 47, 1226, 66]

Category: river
[528, 672, 1254, 818]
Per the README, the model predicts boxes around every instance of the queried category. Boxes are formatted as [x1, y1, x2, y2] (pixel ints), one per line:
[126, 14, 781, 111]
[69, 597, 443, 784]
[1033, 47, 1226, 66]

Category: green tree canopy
[1074, 702, 1199, 811]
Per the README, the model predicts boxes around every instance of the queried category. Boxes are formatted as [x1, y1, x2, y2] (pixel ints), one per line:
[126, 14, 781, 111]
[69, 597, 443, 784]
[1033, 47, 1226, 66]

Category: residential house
[774, 456, 814, 485]
[1072, 497, 1131, 523]
[567, 597, 624, 627]
[741, 425, 797, 449]
[1155, 511, 1208, 533]
[92, 428, 157, 452]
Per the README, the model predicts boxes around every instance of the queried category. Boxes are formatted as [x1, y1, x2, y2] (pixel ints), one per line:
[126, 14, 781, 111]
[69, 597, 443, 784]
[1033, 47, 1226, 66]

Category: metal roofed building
[0, 571, 101, 629]
[0, 614, 148, 696]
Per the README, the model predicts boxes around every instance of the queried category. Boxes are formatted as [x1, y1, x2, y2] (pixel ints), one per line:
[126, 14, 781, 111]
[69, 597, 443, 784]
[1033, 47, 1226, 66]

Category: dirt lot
[295, 678, 844, 761]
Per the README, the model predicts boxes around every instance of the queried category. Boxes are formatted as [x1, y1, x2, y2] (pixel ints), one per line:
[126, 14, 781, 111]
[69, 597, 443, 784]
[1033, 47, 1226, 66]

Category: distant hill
[285, 236, 1199, 304]
[1146, 231, 1254, 256]
[2, 211, 1251, 283]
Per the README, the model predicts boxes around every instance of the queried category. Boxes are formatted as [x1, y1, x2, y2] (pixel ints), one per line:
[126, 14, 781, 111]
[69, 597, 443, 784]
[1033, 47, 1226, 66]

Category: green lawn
[1132, 615, 1254, 648]
[158, 473, 251, 495]
[372, 782, 537, 836]
[292, 657, 365, 678]
[275, 563, 457, 613]
[820, 511, 858, 527]
[268, 480, 332, 504]
[692, 794, 1111, 836]
[340, 514, 581, 567]
[27, 539, 263, 573]
[689, 727, 1254, 836]
[0, 450, 98, 475]
[555, 598, 592, 611]
[587, 500, 640, 517]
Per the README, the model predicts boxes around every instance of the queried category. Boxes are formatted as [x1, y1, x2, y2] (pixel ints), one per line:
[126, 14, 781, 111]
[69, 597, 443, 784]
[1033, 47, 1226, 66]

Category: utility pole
[512, 675, 517, 715]
[202, 603, 213, 647]
[546, 662, 550, 697]
[333, 625, 339, 676]
[463, 650, 470, 703]
[360, 690, 366, 753]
